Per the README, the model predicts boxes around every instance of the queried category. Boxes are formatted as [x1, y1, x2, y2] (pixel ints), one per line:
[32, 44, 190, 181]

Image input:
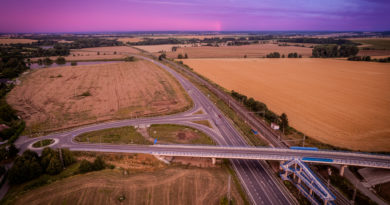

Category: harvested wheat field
[166, 43, 313, 59]
[31, 46, 140, 62]
[183, 58, 390, 151]
[12, 167, 243, 205]
[7, 60, 191, 133]
[0, 38, 37, 44]
[134, 44, 193, 53]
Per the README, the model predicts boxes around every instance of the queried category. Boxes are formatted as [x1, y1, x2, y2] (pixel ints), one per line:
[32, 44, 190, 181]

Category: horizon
[1, 0, 389, 33]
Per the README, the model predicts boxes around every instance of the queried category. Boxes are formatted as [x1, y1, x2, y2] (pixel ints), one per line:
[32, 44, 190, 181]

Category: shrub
[71, 61, 77, 66]
[55, 57, 66, 65]
[79, 159, 94, 173]
[124, 56, 135, 62]
[158, 53, 166, 61]
[80, 91, 91, 97]
[266, 52, 281, 58]
[93, 156, 105, 170]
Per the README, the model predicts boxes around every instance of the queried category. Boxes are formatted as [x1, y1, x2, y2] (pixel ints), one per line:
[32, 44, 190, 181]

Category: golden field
[11, 167, 243, 205]
[7, 60, 191, 133]
[0, 38, 37, 44]
[134, 44, 193, 53]
[167, 43, 313, 58]
[183, 58, 390, 151]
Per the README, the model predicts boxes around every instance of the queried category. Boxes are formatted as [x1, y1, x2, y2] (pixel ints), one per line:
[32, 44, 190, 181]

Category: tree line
[348, 56, 390, 63]
[230, 90, 289, 132]
[278, 38, 354, 45]
[312, 44, 359, 57]
[8, 148, 75, 184]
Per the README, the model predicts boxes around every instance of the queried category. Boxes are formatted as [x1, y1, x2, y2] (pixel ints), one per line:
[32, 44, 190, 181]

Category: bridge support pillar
[211, 157, 216, 165]
[340, 165, 347, 177]
[310, 189, 313, 195]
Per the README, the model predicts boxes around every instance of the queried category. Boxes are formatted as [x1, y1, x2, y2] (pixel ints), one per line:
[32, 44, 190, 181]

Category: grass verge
[74, 126, 152, 145]
[149, 124, 215, 145]
[32, 139, 54, 148]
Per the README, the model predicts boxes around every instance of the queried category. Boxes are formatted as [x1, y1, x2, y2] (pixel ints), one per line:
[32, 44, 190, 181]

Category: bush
[266, 52, 280, 58]
[79, 156, 106, 173]
[287, 53, 299, 58]
[124, 56, 135, 62]
[80, 91, 91, 97]
[55, 56, 66, 65]
[43, 57, 53, 66]
[46, 156, 62, 175]
[158, 53, 166, 61]
[79, 159, 94, 173]
[93, 156, 105, 170]
[71, 61, 77, 66]
[61, 148, 75, 166]
[177, 54, 183, 59]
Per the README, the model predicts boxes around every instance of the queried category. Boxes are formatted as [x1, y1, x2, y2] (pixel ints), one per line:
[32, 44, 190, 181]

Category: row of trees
[230, 90, 289, 131]
[79, 156, 106, 173]
[37, 57, 67, 66]
[287, 52, 302, 58]
[0, 49, 29, 79]
[278, 38, 353, 45]
[266, 52, 281, 58]
[312, 44, 359, 57]
[348, 56, 390, 63]
[8, 148, 75, 184]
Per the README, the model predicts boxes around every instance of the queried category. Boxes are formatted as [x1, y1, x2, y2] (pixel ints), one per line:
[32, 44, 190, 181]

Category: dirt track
[183, 58, 390, 151]
[7, 60, 191, 133]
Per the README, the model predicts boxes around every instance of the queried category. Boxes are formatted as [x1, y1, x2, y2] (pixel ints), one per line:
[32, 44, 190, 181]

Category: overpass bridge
[65, 144, 390, 169]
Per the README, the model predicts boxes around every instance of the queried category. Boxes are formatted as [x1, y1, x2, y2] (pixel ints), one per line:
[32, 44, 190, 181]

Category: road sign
[154, 138, 157, 144]
[251, 129, 258, 134]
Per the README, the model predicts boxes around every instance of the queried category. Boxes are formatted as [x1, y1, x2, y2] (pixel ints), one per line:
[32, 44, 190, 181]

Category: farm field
[11, 167, 243, 205]
[7, 60, 191, 133]
[350, 38, 390, 50]
[134, 44, 193, 53]
[31, 46, 140, 62]
[0, 38, 37, 44]
[166, 43, 313, 58]
[183, 58, 390, 151]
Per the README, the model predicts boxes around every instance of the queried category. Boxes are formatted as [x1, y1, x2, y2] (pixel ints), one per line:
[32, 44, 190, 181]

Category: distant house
[271, 123, 280, 130]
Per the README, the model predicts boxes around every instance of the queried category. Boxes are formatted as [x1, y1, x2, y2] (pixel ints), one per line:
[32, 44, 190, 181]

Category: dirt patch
[183, 58, 390, 151]
[12, 166, 243, 205]
[165, 43, 313, 58]
[7, 60, 191, 133]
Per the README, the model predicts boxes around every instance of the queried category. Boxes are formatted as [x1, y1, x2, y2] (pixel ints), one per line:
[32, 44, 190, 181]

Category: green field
[74, 126, 152, 145]
[149, 124, 215, 145]
[352, 38, 390, 50]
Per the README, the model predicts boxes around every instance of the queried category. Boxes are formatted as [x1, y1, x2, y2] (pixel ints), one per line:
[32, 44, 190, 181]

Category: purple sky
[1, 0, 389, 32]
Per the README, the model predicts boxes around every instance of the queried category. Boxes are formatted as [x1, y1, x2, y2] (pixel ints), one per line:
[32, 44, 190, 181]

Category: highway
[15, 54, 390, 205]
[16, 54, 296, 205]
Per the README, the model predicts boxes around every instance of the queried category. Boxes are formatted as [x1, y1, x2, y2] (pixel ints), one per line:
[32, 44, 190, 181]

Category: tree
[40, 147, 56, 170]
[158, 53, 166, 61]
[43, 57, 53, 66]
[93, 156, 105, 170]
[55, 56, 66, 65]
[177, 54, 183, 59]
[114, 51, 117, 54]
[46, 155, 62, 175]
[9, 150, 42, 184]
[8, 143, 19, 158]
[184, 53, 188, 59]
[79, 159, 94, 173]
[280, 113, 289, 133]
[97, 52, 100, 55]
[61, 148, 75, 166]
[71, 61, 77, 66]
